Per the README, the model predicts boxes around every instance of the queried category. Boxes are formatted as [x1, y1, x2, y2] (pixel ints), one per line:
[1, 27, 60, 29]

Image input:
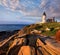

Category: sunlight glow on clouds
[0, 0, 60, 18]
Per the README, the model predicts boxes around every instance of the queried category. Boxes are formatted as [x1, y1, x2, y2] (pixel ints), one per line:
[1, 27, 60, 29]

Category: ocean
[0, 24, 28, 31]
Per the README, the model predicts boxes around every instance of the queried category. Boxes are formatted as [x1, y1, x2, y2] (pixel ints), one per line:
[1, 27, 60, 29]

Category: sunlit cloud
[0, 0, 60, 18]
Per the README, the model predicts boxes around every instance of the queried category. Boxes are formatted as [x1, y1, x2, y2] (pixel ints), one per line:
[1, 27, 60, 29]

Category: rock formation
[55, 30, 60, 42]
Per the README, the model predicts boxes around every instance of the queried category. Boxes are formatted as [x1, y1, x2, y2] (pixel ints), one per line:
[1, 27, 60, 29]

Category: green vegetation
[26, 22, 60, 36]
[42, 29, 57, 36]
[38, 22, 60, 36]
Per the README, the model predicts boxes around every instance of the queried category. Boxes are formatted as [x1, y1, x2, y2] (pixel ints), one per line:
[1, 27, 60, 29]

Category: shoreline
[0, 29, 20, 41]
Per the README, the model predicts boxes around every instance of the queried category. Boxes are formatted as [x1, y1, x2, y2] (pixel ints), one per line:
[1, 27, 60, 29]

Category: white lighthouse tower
[42, 12, 46, 23]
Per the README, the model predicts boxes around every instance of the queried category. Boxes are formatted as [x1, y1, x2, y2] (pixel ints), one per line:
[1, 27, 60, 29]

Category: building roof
[43, 12, 46, 16]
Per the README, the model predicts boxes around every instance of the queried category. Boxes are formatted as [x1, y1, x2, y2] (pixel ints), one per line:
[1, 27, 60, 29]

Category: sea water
[0, 24, 27, 31]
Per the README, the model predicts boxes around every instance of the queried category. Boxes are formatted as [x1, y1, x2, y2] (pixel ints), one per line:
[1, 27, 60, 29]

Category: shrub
[35, 25, 43, 30]
[50, 28, 54, 31]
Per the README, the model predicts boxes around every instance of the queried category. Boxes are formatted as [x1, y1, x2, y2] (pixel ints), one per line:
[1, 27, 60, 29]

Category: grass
[26, 22, 60, 36]
[42, 29, 57, 36]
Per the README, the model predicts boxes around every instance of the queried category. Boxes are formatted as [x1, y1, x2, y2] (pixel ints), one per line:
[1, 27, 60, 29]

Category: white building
[41, 12, 46, 23]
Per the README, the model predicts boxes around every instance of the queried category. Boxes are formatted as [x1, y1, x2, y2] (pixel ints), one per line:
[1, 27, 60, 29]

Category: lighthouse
[42, 12, 46, 23]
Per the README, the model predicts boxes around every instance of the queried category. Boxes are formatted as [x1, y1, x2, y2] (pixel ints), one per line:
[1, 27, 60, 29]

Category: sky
[0, 0, 60, 24]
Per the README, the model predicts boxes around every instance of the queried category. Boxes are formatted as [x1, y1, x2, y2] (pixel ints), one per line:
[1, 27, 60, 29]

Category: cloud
[0, 0, 1, 5]
[0, 0, 60, 18]
[45, 0, 60, 18]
